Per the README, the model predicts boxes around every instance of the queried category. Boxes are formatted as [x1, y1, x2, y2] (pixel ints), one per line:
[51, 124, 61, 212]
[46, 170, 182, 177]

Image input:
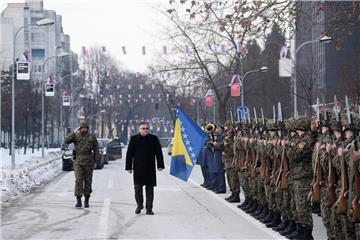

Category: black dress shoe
[135, 206, 144, 214]
[146, 210, 154, 215]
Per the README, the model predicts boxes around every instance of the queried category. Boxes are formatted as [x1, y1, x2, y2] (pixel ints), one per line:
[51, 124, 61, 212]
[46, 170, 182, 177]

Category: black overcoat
[125, 133, 165, 186]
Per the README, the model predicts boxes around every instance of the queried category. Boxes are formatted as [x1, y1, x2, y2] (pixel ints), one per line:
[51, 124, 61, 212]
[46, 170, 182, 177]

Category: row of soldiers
[218, 113, 360, 240]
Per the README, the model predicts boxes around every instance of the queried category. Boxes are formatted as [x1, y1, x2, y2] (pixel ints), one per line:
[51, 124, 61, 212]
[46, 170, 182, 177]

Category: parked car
[107, 138, 123, 160]
[62, 143, 75, 171]
[159, 137, 172, 148]
[97, 138, 111, 166]
[167, 138, 174, 156]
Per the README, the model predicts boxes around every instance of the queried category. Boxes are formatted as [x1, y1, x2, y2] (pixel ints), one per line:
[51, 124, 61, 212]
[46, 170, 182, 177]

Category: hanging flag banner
[162, 45, 167, 54]
[45, 83, 55, 96]
[16, 61, 30, 80]
[231, 83, 241, 96]
[142, 46, 146, 55]
[122, 46, 127, 54]
[63, 95, 71, 106]
[205, 96, 213, 107]
[236, 42, 245, 53]
[81, 46, 87, 56]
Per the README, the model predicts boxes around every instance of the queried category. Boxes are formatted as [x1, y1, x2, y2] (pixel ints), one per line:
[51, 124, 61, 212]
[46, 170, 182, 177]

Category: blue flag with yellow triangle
[170, 108, 208, 181]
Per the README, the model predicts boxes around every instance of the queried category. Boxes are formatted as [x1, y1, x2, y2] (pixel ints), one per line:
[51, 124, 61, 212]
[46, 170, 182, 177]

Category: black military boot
[238, 197, 250, 209]
[245, 200, 258, 213]
[311, 202, 320, 215]
[273, 218, 289, 232]
[250, 203, 263, 217]
[84, 196, 90, 208]
[257, 205, 268, 220]
[228, 192, 240, 203]
[225, 192, 234, 201]
[296, 224, 314, 240]
[265, 211, 281, 228]
[261, 209, 274, 223]
[285, 223, 300, 239]
[279, 220, 296, 236]
[241, 198, 253, 210]
[75, 196, 82, 208]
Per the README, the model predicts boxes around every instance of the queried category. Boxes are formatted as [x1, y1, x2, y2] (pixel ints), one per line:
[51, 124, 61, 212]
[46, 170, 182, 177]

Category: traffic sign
[16, 61, 30, 80]
[236, 105, 250, 122]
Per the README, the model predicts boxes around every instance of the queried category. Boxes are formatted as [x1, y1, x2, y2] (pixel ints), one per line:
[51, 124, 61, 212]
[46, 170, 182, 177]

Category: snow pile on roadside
[1, 150, 63, 205]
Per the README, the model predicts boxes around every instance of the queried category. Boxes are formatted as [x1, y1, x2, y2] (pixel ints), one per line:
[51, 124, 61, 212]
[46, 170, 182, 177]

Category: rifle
[334, 96, 350, 215]
[270, 104, 280, 187]
[328, 97, 338, 207]
[259, 108, 266, 178]
[275, 102, 288, 191]
[312, 97, 323, 204]
[250, 108, 259, 178]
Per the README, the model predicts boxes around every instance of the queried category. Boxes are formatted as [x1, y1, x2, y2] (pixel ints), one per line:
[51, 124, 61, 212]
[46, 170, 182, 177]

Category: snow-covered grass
[1, 148, 63, 206]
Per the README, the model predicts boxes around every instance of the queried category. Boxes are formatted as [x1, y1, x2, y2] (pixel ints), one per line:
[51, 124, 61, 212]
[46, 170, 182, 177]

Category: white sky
[1, 0, 170, 72]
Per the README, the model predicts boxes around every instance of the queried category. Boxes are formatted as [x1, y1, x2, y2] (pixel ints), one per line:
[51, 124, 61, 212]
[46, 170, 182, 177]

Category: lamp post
[292, 35, 332, 118]
[11, 18, 54, 169]
[240, 66, 268, 106]
[41, 52, 70, 157]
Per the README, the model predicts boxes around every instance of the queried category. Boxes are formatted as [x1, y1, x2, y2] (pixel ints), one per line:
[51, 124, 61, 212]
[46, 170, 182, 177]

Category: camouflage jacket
[65, 132, 100, 166]
[287, 131, 317, 180]
[221, 128, 235, 169]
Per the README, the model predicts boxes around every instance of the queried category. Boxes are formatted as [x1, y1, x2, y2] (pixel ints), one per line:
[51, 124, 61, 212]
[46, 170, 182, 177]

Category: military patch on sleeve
[297, 142, 306, 149]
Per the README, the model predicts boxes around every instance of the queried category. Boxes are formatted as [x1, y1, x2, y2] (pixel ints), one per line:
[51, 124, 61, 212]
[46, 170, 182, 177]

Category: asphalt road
[1, 148, 326, 239]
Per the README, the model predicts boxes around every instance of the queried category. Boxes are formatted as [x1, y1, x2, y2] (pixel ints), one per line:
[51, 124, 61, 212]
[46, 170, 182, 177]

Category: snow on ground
[1, 148, 63, 206]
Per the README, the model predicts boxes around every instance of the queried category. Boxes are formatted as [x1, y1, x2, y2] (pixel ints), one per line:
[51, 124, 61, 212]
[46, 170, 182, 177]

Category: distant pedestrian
[64, 121, 100, 208]
[126, 121, 165, 215]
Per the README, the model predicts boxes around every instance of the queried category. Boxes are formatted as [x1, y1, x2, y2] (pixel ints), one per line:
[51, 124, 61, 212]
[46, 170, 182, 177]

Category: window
[31, 49, 45, 60]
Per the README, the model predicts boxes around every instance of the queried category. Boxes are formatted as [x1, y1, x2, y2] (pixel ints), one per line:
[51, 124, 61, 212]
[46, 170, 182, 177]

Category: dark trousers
[134, 185, 154, 210]
[201, 166, 210, 187]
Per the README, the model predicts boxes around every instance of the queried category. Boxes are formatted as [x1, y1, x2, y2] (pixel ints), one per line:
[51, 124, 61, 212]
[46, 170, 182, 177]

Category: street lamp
[240, 66, 268, 106]
[292, 35, 332, 117]
[11, 18, 54, 169]
[41, 52, 70, 157]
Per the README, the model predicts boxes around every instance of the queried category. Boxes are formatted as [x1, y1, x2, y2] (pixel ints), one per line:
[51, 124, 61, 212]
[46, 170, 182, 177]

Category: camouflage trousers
[355, 223, 360, 240]
[320, 188, 337, 240]
[293, 178, 313, 227]
[264, 184, 275, 210]
[289, 182, 298, 223]
[225, 167, 240, 193]
[274, 186, 282, 212]
[74, 164, 94, 197]
[340, 215, 355, 240]
[280, 189, 292, 221]
[256, 174, 266, 205]
[249, 177, 257, 200]
[239, 171, 250, 198]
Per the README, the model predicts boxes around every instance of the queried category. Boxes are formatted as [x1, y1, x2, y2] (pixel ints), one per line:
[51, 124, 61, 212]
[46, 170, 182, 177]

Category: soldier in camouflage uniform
[315, 118, 336, 240]
[64, 121, 100, 208]
[279, 119, 298, 236]
[237, 124, 252, 209]
[261, 120, 277, 224]
[332, 121, 356, 240]
[222, 121, 240, 203]
[251, 124, 268, 219]
[286, 117, 316, 239]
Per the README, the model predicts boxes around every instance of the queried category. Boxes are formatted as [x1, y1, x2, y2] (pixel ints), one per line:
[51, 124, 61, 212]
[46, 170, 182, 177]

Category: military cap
[267, 119, 277, 130]
[224, 120, 233, 127]
[285, 118, 296, 132]
[79, 121, 89, 129]
[294, 117, 310, 131]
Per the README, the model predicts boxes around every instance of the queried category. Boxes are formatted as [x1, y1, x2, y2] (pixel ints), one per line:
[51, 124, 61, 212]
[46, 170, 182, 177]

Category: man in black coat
[126, 121, 165, 215]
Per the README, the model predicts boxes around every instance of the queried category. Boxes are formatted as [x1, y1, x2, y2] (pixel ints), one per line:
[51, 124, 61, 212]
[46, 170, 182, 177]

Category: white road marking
[107, 179, 114, 189]
[155, 187, 181, 192]
[96, 198, 111, 239]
